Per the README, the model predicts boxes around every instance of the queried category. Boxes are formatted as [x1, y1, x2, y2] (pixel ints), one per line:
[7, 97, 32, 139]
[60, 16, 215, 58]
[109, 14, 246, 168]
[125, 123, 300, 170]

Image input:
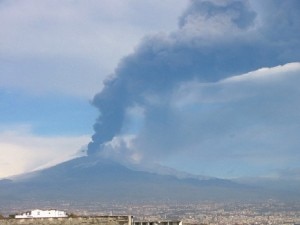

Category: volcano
[0, 156, 269, 205]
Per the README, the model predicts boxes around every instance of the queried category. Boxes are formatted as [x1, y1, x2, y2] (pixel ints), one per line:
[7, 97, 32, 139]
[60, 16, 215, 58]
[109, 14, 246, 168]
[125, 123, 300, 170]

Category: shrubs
[68, 213, 79, 218]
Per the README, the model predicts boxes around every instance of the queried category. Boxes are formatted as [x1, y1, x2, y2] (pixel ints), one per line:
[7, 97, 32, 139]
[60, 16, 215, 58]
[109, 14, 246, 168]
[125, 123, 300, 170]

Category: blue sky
[1, 0, 300, 180]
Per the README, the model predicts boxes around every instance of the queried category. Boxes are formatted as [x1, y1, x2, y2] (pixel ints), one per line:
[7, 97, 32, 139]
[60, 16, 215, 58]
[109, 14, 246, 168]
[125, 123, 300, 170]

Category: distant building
[15, 209, 68, 218]
[134, 220, 182, 225]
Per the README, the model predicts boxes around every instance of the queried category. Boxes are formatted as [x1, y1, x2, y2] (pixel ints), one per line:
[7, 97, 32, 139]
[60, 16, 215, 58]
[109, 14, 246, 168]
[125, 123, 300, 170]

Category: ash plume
[87, 0, 300, 156]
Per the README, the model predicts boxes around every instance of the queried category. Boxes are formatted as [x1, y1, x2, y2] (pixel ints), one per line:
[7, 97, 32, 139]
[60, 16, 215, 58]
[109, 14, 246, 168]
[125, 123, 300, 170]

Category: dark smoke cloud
[87, 0, 300, 156]
[179, 0, 256, 29]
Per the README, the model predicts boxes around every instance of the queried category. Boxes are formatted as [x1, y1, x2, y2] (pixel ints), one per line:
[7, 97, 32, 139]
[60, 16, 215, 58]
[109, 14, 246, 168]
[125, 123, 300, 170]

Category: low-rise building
[15, 209, 68, 218]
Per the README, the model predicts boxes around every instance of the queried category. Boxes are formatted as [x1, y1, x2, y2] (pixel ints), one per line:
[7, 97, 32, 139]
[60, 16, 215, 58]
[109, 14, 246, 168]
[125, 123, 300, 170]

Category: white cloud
[174, 62, 300, 105]
[0, 126, 90, 179]
[101, 134, 142, 164]
[0, 0, 188, 98]
[223, 62, 300, 83]
[128, 63, 300, 177]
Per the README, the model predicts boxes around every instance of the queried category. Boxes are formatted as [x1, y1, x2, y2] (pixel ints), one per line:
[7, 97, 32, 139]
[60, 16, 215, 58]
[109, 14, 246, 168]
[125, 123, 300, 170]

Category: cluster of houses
[13, 209, 182, 225]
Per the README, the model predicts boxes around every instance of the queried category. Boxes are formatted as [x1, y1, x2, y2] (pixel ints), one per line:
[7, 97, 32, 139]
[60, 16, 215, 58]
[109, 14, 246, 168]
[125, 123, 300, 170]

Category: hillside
[0, 156, 272, 204]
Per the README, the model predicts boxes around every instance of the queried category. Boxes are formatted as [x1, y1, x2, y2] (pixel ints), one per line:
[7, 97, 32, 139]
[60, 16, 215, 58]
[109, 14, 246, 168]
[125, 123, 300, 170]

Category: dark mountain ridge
[0, 156, 278, 204]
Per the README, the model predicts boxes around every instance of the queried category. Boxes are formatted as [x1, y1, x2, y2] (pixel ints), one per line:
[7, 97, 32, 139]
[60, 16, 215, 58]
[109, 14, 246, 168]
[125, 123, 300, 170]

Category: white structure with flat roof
[15, 209, 68, 218]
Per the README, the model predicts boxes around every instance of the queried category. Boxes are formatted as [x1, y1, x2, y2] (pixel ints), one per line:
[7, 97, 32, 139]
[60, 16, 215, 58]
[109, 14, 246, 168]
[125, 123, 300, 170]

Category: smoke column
[87, 0, 300, 156]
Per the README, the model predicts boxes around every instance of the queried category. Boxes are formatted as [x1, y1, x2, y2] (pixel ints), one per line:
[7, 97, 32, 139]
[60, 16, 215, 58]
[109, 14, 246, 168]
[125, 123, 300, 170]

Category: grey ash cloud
[87, 0, 300, 178]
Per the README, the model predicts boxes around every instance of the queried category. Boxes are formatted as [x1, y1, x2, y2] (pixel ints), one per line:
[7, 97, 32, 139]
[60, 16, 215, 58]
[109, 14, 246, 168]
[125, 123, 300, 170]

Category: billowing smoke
[87, 0, 300, 157]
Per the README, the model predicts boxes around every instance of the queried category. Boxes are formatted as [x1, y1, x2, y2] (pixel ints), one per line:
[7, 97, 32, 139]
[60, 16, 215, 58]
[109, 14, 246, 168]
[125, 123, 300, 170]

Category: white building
[15, 209, 68, 218]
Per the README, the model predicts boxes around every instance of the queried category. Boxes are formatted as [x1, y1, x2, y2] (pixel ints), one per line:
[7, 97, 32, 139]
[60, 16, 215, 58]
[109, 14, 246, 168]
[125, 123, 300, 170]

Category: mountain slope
[0, 156, 266, 203]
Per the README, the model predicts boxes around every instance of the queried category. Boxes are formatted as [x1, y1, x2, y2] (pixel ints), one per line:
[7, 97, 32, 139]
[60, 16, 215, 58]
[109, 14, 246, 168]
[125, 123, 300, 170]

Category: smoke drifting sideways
[87, 0, 300, 156]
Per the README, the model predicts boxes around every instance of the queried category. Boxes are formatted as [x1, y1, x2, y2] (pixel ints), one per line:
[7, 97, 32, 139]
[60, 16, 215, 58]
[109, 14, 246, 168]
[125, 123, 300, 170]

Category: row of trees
[0, 214, 14, 219]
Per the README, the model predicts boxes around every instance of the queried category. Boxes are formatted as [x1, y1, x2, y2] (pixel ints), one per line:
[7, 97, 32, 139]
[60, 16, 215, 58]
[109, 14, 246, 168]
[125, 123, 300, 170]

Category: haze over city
[1, 0, 300, 184]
